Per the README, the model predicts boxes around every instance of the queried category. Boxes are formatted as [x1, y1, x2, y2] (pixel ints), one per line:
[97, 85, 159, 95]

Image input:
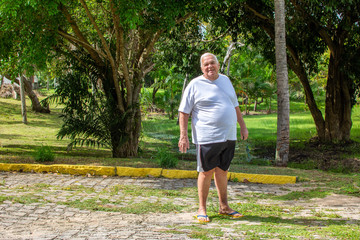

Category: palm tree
[274, 0, 290, 166]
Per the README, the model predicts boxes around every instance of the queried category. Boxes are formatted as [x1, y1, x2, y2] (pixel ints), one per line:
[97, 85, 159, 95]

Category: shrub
[33, 145, 55, 162]
[156, 147, 178, 168]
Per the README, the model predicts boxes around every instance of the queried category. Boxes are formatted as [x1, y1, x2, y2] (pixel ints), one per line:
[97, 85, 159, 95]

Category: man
[178, 53, 249, 223]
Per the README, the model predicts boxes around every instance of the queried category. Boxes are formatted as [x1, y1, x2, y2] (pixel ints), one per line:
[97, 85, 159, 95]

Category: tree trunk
[19, 76, 28, 124]
[221, 42, 236, 74]
[152, 86, 159, 105]
[274, 0, 290, 166]
[22, 76, 50, 113]
[8, 75, 50, 113]
[111, 106, 141, 158]
[289, 62, 326, 140]
[267, 96, 272, 114]
[324, 54, 352, 142]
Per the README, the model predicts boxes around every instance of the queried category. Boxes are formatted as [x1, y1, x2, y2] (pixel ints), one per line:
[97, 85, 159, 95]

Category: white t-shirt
[178, 74, 239, 144]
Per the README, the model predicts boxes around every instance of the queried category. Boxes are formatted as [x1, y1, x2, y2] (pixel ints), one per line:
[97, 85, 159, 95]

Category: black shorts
[196, 140, 236, 172]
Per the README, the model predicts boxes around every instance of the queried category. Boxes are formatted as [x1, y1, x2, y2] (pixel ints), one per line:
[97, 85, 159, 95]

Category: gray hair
[200, 53, 219, 67]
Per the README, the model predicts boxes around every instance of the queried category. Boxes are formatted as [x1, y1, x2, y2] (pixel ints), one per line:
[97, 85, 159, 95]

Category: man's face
[201, 55, 220, 81]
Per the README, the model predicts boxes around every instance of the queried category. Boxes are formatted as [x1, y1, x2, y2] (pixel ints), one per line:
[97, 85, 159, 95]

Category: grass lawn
[0, 96, 360, 192]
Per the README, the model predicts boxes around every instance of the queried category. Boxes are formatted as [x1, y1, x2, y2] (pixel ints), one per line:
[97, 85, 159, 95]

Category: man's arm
[178, 112, 190, 153]
[235, 106, 249, 140]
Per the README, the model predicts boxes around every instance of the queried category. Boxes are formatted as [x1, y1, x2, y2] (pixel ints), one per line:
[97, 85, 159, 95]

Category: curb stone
[0, 163, 296, 184]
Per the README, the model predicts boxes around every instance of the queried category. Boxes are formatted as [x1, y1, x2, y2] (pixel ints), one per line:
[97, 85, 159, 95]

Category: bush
[156, 147, 178, 168]
[33, 145, 55, 162]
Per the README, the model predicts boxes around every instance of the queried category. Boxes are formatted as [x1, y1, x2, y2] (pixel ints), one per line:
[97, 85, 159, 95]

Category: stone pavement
[1, 172, 360, 240]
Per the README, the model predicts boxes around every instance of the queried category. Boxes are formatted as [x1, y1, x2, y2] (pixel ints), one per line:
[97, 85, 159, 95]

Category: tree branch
[138, 30, 163, 72]
[144, 63, 156, 76]
[57, 30, 107, 59]
[79, 0, 113, 61]
[58, 3, 104, 66]
[244, 3, 273, 22]
[109, 0, 121, 66]
[176, 12, 193, 24]
[109, 0, 132, 106]
[201, 27, 231, 42]
[290, 0, 336, 57]
[79, 0, 124, 111]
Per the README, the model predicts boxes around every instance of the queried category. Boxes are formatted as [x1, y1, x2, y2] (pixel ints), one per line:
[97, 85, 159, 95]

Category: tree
[147, 65, 184, 119]
[213, 0, 360, 143]
[227, 45, 275, 114]
[0, 0, 208, 157]
[149, 18, 227, 117]
[274, 0, 290, 166]
[5, 75, 51, 113]
[0, 35, 50, 113]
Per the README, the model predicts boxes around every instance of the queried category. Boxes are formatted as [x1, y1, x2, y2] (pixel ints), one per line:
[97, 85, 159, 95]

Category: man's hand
[240, 128, 249, 140]
[178, 135, 190, 153]
[178, 112, 190, 153]
[235, 107, 248, 141]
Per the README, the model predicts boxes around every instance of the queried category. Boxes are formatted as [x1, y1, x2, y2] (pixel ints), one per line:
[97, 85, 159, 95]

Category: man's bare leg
[214, 167, 243, 217]
[197, 168, 215, 221]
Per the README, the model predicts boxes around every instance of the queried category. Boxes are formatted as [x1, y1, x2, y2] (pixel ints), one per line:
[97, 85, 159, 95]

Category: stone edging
[0, 163, 297, 184]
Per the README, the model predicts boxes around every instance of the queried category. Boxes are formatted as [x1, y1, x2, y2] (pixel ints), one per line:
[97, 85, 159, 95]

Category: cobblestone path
[1, 172, 359, 239]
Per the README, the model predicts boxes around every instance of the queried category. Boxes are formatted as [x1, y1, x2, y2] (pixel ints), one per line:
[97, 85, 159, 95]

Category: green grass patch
[124, 201, 185, 214]
[33, 145, 55, 162]
[199, 202, 360, 239]
[1, 182, 197, 213]
[181, 225, 224, 240]
[0, 194, 42, 204]
[59, 198, 187, 214]
[272, 188, 331, 201]
[105, 185, 197, 198]
[156, 147, 179, 168]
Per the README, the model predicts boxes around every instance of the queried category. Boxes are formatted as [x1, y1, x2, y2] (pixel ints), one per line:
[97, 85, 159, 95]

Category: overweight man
[178, 53, 249, 223]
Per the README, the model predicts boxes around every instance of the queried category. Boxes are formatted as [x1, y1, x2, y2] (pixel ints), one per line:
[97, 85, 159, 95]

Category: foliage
[33, 145, 55, 162]
[148, 18, 228, 118]
[152, 18, 227, 81]
[0, 0, 219, 157]
[148, 65, 184, 119]
[210, 0, 360, 142]
[156, 147, 178, 168]
[45, 56, 117, 151]
[229, 45, 275, 112]
[139, 87, 156, 114]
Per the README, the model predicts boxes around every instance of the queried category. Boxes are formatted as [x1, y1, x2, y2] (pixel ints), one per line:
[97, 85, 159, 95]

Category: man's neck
[204, 74, 219, 81]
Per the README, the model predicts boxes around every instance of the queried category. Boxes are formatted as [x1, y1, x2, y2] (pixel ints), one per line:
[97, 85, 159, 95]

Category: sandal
[219, 211, 244, 218]
[195, 214, 210, 223]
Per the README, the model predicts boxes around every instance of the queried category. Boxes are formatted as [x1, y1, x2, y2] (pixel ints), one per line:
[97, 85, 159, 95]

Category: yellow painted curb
[50, 165, 115, 176]
[209, 172, 231, 180]
[0, 163, 115, 176]
[229, 172, 297, 184]
[161, 169, 198, 179]
[0, 163, 297, 184]
[116, 167, 162, 178]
